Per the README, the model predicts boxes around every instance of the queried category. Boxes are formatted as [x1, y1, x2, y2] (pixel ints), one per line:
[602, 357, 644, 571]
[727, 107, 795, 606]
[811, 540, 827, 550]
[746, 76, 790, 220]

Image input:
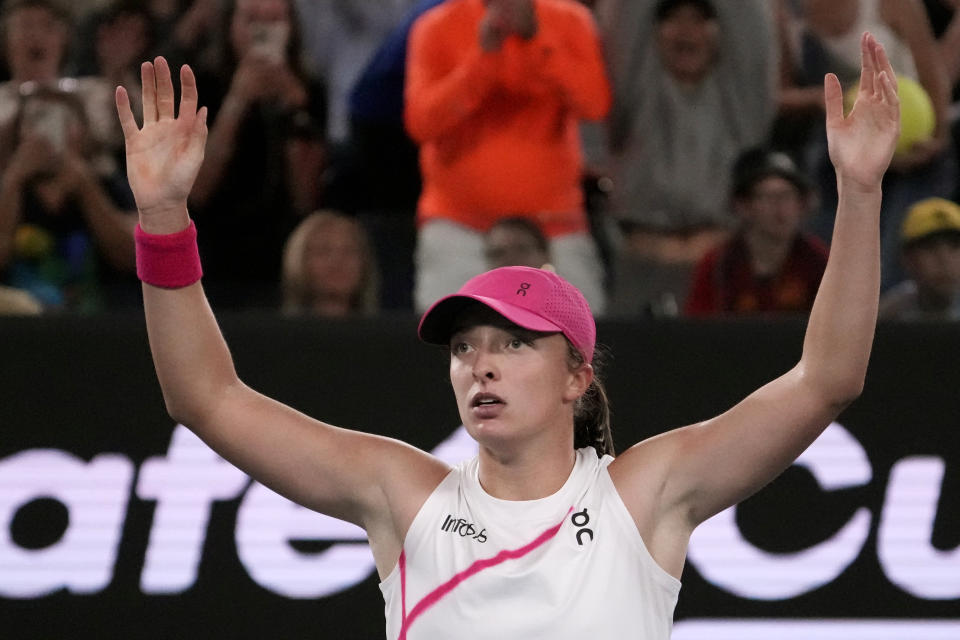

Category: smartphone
[249, 21, 289, 65]
[21, 98, 72, 153]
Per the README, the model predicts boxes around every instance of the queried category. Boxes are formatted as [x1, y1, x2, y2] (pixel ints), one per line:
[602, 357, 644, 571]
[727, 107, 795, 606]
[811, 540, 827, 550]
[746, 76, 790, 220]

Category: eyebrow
[449, 323, 549, 345]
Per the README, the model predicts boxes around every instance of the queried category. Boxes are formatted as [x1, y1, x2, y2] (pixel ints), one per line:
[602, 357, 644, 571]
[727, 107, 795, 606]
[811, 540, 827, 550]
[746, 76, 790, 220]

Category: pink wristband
[135, 221, 203, 288]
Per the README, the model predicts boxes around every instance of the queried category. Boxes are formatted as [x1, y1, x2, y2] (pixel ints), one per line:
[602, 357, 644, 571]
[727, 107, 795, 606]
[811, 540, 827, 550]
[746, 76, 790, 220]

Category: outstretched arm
[610, 33, 900, 577]
[116, 58, 448, 575]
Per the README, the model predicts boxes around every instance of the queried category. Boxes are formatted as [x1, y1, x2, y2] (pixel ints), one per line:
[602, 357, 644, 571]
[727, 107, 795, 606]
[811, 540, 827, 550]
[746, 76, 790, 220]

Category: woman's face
[304, 219, 366, 303]
[448, 311, 589, 450]
[656, 5, 719, 85]
[4, 6, 69, 82]
[230, 0, 291, 59]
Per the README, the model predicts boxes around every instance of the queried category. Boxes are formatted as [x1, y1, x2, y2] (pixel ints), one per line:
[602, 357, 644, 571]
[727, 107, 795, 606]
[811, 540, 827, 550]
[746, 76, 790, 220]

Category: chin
[464, 419, 515, 447]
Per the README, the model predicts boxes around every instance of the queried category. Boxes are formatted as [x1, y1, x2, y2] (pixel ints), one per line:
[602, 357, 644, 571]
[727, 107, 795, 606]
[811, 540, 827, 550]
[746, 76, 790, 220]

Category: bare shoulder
[607, 427, 692, 522]
[358, 434, 452, 577]
[607, 428, 698, 579]
[365, 434, 453, 525]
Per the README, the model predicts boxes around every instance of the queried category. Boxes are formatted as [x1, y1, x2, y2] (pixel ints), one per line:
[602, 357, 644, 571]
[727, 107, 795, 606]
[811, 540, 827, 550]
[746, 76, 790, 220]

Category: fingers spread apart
[117, 58, 206, 140]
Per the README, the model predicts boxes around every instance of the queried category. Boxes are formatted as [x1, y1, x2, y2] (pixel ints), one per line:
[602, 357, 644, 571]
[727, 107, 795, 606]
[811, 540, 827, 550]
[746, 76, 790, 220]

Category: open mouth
[471, 393, 505, 408]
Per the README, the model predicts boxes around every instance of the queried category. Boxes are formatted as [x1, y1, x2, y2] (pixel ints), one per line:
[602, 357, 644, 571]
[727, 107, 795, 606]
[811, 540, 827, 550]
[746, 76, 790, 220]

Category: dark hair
[72, 1, 154, 78]
[568, 342, 614, 458]
[219, 0, 309, 79]
[0, 0, 73, 75]
[488, 217, 549, 255]
[1, 0, 71, 24]
[731, 147, 811, 199]
[654, 0, 717, 22]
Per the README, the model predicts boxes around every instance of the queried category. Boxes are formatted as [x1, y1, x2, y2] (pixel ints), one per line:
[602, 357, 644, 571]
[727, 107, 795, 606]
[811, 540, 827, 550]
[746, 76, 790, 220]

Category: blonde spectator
[281, 211, 379, 317]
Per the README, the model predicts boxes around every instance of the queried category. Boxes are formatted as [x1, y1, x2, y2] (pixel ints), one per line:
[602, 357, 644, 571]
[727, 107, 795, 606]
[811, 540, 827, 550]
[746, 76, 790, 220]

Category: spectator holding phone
[188, 0, 326, 309]
[0, 85, 137, 312]
[0, 0, 123, 177]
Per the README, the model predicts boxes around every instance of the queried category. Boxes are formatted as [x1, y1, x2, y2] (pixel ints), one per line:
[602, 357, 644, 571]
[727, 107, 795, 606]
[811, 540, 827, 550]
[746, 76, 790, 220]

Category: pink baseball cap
[418, 266, 596, 362]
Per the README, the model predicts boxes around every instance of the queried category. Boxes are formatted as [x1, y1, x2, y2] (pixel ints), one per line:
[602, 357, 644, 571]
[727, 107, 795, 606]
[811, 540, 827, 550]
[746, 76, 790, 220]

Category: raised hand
[824, 32, 900, 191]
[115, 57, 208, 233]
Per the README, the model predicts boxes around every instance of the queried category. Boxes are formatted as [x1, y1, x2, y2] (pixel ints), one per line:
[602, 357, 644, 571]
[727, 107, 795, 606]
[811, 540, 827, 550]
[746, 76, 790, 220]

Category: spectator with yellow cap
[879, 197, 960, 320]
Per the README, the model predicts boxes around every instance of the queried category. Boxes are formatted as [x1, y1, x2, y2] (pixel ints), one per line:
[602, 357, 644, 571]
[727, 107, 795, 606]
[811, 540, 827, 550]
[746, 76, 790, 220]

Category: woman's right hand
[115, 57, 208, 233]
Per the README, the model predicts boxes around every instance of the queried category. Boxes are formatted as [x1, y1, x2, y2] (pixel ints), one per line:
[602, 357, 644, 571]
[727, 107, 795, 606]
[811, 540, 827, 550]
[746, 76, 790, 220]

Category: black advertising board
[1, 315, 957, 639]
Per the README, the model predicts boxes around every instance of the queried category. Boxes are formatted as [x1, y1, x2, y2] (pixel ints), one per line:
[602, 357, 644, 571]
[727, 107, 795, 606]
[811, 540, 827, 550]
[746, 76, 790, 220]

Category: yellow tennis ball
[843, 75, 935, 157]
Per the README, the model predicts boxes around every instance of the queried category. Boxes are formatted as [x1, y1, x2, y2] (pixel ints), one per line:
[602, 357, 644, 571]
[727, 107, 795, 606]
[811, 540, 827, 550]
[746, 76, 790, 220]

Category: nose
[471, 349, 500, 382]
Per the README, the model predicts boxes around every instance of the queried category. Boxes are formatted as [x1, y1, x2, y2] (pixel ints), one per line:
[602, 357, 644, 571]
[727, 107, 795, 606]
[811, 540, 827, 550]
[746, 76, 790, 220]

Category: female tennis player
[116, 32, 899, 639]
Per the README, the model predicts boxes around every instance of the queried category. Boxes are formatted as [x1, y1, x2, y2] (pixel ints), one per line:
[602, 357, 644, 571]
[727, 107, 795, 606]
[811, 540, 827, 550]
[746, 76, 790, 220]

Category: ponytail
[568, 343, 615, 457]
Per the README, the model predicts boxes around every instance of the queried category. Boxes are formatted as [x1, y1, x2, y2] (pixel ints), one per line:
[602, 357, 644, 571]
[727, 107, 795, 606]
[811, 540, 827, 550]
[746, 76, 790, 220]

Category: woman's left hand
[824, 32, 900, 191]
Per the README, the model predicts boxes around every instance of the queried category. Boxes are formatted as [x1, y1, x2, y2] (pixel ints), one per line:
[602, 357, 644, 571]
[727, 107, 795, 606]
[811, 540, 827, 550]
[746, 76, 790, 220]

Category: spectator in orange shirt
[405, 0, 611, 313]
[684, 148, 828, 316]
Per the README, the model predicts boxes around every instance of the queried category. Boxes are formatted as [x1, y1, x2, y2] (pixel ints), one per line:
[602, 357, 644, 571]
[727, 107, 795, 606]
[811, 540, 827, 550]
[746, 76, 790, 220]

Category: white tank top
[379, 448, 681, 639]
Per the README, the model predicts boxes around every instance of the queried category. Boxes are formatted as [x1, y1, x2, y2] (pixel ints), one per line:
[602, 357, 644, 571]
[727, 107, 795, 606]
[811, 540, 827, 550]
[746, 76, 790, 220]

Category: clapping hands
[480, 0, 537, 51]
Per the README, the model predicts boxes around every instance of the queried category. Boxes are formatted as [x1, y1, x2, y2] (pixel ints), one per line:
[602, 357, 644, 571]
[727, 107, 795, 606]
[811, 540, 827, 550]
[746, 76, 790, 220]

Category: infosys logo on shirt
[440, 515, 487, 543]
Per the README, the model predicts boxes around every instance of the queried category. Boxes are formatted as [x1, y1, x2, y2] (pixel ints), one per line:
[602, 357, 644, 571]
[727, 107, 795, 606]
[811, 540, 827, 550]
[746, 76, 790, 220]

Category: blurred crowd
[0, 0, 958, 321]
